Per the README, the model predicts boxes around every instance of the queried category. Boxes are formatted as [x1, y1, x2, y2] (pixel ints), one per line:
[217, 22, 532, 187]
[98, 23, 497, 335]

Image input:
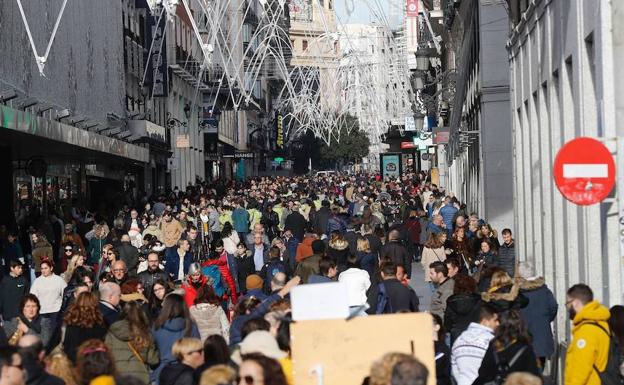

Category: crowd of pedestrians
[0, 172, 621, 385]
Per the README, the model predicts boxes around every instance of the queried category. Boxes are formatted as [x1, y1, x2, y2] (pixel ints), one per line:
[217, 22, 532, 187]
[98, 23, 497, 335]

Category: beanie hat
[246, 274, 263, 290]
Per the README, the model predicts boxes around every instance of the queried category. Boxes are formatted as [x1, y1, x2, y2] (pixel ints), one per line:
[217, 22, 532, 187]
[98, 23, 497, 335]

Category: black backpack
[587, 322, 624, 385]
[483, 345, 527, 385]
[375, 283, 393, 314]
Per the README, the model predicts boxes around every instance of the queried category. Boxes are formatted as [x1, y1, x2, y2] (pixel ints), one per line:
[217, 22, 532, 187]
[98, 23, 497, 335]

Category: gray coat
[430, 278, 455, 319]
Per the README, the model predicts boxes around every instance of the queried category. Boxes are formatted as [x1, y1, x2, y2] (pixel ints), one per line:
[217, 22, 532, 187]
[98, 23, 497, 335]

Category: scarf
[19, 314, 42, 334]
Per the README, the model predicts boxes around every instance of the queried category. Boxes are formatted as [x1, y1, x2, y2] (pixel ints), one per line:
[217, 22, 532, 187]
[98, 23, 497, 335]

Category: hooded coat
[564, 301, 611, 385]
[327, 238, 350, 268]
[152, 318, 200, 384]
[105, 319, 160, 384]
[518, 277, 558, 357]
[444, 293, 482, 343]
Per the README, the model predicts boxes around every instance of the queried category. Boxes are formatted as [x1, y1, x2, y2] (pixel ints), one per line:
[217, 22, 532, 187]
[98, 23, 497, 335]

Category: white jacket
[30, 274, 67, 314]
[338, 268, 371, 307]
[451, 322, 495, 385]
[190, 303, 230, 342]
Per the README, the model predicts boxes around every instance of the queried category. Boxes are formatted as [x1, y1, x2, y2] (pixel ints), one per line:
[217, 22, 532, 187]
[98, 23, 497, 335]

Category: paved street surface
[410, 262, 431, 312]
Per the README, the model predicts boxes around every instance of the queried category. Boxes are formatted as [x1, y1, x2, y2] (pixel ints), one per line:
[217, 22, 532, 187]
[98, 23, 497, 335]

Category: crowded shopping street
[2, 1, 624, 385]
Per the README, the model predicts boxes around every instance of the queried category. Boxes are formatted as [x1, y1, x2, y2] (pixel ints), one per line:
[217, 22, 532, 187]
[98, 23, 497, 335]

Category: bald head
[270, 272, 287, 291]
[18, 334, 44, 362]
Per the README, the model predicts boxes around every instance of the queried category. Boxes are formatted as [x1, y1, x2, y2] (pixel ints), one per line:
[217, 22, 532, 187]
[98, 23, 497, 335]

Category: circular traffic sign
[553, 137, 615, 205]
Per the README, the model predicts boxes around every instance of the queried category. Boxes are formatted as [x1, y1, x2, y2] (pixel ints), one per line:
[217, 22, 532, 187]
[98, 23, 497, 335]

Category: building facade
[508, 0, 622, 356]
[443, 0, 514, 235]
[0, 0, 149, 222]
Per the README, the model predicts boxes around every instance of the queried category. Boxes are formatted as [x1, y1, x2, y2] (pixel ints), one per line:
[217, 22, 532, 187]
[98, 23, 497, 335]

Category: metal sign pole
[618, 137, 624, 305]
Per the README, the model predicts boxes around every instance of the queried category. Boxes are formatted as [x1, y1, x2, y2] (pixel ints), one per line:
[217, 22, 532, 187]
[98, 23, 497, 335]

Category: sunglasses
[65, 248, 73, 252]
[236, 376, 257, 385]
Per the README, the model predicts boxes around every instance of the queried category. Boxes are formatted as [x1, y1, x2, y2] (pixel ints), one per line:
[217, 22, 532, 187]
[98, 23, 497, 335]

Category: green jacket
[105, 319, 160, 384]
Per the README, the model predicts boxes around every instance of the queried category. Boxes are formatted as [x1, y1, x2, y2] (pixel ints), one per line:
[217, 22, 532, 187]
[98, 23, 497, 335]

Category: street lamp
[415, 49, 433, 70]
[413, 113, 424, 132]
[410, 72, 425, 90]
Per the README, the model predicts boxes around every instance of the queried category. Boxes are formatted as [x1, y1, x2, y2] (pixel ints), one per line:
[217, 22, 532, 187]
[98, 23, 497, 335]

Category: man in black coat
[138, 251, 170, 295]
[380, 229, 412, 278]
[0, 260, 29, 321]
[117, 234, 139, 275]
[313, 201, 331, 235]
[284, 203, 307, 242]
[366, 261, 419, 314]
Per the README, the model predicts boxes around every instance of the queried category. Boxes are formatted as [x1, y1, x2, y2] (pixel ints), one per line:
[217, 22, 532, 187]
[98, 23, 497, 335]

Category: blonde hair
[64, 254, 84, 283]
[357, 238, 371, 253]
[46, 353, 79, 385]
[369, 352, 413, 385]
[172, 337, 203, 360]
[490, 271, 513, 289]
[503, 372, 542, 385]
[199, 365, 236, 385]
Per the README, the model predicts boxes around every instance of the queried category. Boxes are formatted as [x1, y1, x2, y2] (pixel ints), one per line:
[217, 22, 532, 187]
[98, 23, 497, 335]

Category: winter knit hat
[231, 331, 287, 364]
[246, 274, 263, 290]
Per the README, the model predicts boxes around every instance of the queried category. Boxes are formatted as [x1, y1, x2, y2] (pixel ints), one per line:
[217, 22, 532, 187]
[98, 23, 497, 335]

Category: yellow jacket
[564, 300, 611, 385]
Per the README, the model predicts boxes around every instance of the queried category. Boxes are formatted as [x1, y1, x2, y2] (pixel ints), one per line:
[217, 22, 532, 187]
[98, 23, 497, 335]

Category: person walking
[105, 301, 160, 384]
[366, 262, 419, 314]
[564, 284, 611, 385]
[62, 292, 107, 363]
[472, 310, 540, 385]
[451, 303, 499, 385]
[428, 261, 454, 319]
[29, 259, 66, 331]
[189, 285, 230, 342]
[0, 261, 29, 322]
[518, 262, 558, 370]
[421, 232, 447, 291]
[159, 338, 205, 385]
[152, 294, 200, 384]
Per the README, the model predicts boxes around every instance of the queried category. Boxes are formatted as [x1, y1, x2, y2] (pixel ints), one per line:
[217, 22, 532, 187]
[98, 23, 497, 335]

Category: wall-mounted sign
[176, 135, 190, 148]
[380, 153, 402, 180]
[223, 152, 254, 159]
[432, 127, 450, 144]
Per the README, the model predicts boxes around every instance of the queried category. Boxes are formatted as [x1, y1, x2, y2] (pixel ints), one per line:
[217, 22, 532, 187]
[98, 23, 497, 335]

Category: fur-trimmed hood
[481, 283, 520, 303]
[518, 276, 546, 291]
[329, 238, 349, 251]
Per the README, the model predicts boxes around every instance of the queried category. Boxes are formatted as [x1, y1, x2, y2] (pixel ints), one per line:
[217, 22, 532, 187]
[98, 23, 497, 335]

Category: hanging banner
[276, 113, 284, 148]
[145, 12, 168, 97]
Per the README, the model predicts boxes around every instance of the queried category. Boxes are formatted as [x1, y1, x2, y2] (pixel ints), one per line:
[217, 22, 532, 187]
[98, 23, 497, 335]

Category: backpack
[375, 283, 393, 314]
[483, 345, 527, 385]
[587, 323, 624, 385]
[202, 264, 225, 297]
[263, 260, 287, 293]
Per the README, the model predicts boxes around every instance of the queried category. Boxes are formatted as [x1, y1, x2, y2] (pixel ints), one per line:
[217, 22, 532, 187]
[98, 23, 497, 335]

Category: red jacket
[182, 275, 207, 307]
[201, 259, 238, 305]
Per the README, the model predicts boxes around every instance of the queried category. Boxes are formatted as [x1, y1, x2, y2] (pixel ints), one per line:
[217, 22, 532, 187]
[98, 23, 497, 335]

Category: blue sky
[334, 0, 402, 26]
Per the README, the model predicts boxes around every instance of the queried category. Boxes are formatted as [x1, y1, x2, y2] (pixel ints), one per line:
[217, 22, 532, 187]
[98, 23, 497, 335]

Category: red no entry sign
[553, 137, 615, 205]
